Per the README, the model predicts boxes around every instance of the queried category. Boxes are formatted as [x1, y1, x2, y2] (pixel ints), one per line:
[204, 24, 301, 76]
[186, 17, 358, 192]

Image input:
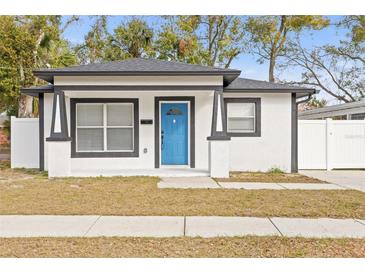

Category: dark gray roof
[35, 58, 240, 73]
[28, 59, 315, 98]
[21, 85, 54, 91]
[20, 85, 54, 97]
[225, 77, 315, 91]
[34, 58, 241, 84]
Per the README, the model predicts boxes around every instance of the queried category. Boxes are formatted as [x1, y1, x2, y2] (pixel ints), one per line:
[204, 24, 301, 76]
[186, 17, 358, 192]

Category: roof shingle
[225, 77, 313, 91]
[34, 58, 240, 73]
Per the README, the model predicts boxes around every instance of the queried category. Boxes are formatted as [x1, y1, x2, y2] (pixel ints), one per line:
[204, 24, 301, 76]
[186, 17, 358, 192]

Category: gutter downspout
[296, 94, 313, 105]
[291, 92, 314, 173]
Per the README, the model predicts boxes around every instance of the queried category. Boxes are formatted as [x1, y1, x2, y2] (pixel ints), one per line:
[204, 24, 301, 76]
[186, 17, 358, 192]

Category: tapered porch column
[207, 88, 230, 178]
[46, 88, 71, 177]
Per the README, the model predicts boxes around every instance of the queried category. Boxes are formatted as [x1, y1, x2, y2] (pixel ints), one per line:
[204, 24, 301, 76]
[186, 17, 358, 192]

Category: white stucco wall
[54, 75, 222, 86]
[68, 91, 213, 171]
[44, 76, 215, 171]
[209, 140, 230, 178]
[43, 76, 293, 173]
[224, 93, 292, 172]
[47, 141, 71, 177]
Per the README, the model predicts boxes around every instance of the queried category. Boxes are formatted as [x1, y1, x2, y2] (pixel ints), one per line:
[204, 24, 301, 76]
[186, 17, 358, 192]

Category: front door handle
[161, 130, 164, 149]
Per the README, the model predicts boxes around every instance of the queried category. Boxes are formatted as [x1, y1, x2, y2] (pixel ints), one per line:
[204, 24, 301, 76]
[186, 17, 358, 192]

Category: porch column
[207, 88, 230, 178]
[46, 88, 71, 177]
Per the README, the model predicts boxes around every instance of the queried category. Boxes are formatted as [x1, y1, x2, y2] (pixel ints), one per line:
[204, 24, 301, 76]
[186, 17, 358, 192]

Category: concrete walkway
[158, 177, 345, 190]
[1, 215, 364, 238]
[158, 177, 220, 189]
[300, 170, 365, 193]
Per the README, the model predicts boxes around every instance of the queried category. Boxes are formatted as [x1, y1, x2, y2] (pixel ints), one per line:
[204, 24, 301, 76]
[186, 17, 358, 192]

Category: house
[20, 58, 315, 178]
[299, 98, 365, 120]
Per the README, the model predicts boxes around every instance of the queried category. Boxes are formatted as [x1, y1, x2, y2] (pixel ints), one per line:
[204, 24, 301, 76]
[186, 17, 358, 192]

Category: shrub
[268, 167, 285, 174]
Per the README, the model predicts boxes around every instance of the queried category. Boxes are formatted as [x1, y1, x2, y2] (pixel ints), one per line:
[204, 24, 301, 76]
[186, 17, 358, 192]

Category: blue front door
[161, 103, 188, 165]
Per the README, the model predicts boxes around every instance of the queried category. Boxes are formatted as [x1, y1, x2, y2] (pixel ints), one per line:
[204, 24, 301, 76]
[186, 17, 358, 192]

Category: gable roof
[34, 58, 241, 85]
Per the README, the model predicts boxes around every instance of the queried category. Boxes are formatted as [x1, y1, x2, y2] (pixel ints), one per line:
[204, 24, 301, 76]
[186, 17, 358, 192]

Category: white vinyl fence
[299, 119, 365, 170]
[11, 116, 39, 168]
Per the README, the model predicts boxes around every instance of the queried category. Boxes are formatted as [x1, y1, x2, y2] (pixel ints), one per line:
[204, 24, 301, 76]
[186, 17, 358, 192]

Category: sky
[61, 16, 348, 104]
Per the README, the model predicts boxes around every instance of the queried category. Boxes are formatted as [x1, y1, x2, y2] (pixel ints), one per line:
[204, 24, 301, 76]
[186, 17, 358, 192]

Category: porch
[70, 167, 209, 177]
[45, 87, 230, 178]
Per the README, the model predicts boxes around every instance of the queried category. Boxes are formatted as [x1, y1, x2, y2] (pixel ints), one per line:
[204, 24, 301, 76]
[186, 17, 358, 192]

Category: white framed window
[225, 98, 261, 137]
[76, 103, 134, 152]
[227, 102, 255, 133]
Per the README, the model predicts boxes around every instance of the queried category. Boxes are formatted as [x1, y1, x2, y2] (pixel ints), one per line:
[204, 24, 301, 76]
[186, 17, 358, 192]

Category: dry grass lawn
[1, 237, 364, 257]
[0, 161, 47, 181]
[1, 173, 364, 218]
[218, 171, 326, 183]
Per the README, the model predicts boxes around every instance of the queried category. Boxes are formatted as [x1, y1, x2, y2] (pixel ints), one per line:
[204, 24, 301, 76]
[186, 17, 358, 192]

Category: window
[224, 98, 261, 137]
[71, 98, 139, 158]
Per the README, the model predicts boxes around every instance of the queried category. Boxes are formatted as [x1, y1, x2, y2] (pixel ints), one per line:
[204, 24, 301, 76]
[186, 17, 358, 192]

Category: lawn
[0, 161, 47, 181]
[0, 163, 364, 218]
[1, 237, 364, 257]
[217, 171, 326, 183]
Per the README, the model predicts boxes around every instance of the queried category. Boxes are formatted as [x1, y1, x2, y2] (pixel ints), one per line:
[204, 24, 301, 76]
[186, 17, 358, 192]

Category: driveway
[299, 170, 365, 192]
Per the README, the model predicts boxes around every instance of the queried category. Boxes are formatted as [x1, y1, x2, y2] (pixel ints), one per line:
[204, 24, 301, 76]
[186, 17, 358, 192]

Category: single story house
[20, 58, 315, 177]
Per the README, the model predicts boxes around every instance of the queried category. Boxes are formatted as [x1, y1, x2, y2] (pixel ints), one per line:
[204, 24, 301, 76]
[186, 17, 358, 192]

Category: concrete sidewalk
[1, 215, 364, 238]
[300, 170, 365, 193]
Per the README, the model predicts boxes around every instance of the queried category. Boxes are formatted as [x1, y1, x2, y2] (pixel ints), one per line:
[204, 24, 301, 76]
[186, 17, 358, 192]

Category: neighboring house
[20, 58, 314, 177]
[299, 99, 365, 120]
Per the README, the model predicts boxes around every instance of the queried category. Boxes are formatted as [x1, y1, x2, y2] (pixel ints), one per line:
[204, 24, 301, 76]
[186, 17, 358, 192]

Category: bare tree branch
[281, 40, 363, 103]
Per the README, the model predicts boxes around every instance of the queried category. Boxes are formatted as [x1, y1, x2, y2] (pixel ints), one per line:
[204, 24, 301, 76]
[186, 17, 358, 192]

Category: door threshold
[160, 165, 190, 169]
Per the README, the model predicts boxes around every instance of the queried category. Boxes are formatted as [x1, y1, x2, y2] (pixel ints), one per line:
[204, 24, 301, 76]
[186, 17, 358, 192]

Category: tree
[0, 16, 35, 116]
[0, 16, 77, 117]
[340, 15, 365, 44]
[76, 16, 109, 64]
[38, 39, 77, 69]
[298, 96, 327, 112]
[76, 16, 246, 68]
[155, 16, 202, 64]
[283, 39, 364, 103]
[106, 18, 154, 60]
[156, 16, 246, 68]
[76, 17, 155, 63]
[282, 16, 365, 103]
[325, 16, 365, 67]
[245, 16, 329, 82]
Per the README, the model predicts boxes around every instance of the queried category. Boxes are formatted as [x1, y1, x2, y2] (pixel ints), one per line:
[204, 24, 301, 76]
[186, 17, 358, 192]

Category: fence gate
[298, 119, 365, 170]
[11, 116, 39, 168]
